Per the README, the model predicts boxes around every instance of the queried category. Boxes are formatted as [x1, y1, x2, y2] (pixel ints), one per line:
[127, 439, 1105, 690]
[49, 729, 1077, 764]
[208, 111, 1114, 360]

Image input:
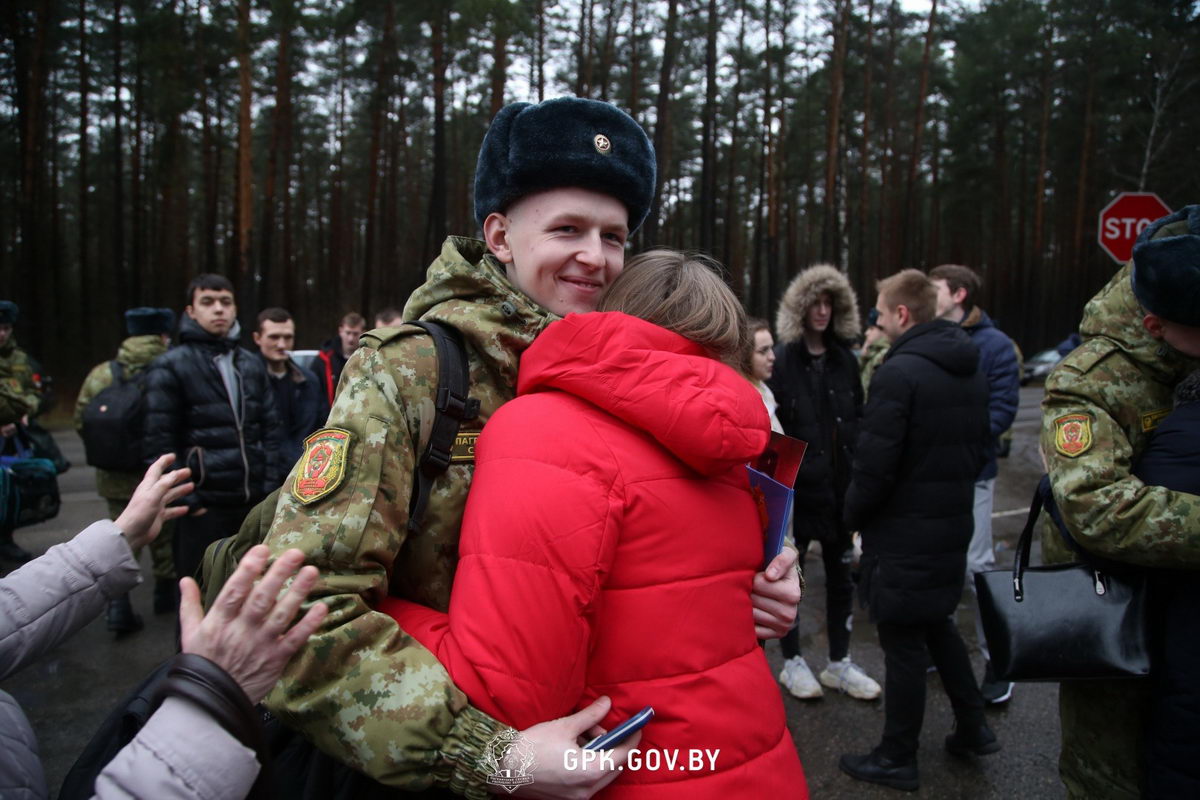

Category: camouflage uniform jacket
[73, 335, 169, 501]
[263, 236, 555, 797]
[1041, 258, 1200, 800]
[0, 339, 46, 418]
[859, 334, 890, 399]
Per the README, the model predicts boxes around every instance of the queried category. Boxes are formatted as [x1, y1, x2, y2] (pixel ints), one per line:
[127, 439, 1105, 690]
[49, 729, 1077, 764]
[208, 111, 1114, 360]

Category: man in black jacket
[838, 269, 995, 792]
[143, 274, 283, 583]
[253, 307, 329, 470]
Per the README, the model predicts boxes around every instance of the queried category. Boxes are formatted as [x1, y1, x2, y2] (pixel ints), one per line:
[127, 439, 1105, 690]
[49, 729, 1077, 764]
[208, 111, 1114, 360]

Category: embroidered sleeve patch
[292, 428, 353, 505]
[1053, 413, 1093, 458]
[1141, 408, 1171, 433]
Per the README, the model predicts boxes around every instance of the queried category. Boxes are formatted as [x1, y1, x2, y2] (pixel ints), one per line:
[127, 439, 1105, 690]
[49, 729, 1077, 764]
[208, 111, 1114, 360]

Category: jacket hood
[404, 236, 556, 391]
[517, 312, 770, 475]
[116, 334, 168, 370]
[776, 264, 861, 345]
[961, 306, 995, 331]
[1080, 262, 1199, 382]
[178, 316, 241, 350]
[888, 319, 980, 377]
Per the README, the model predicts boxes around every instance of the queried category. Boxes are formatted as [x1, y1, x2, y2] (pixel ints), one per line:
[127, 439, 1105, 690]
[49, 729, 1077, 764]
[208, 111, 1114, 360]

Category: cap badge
[593, 134, 612, 154]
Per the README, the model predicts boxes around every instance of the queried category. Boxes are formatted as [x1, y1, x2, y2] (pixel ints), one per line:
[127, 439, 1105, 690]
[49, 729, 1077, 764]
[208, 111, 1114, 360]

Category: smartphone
[583, 706, 654, 751]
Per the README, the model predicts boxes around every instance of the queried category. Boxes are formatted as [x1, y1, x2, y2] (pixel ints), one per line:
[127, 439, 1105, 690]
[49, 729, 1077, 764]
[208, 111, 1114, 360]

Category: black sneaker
[945, 720, 1001, 757]
[839, 750, 919, 792]
[106, 595, 144, 636]
[981, 661, 1014, 705]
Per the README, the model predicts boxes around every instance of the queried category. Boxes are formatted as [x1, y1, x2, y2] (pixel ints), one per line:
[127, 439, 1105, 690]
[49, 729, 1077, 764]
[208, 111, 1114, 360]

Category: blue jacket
[962, 307, 1020, 481]
[264, 356, 330, 472]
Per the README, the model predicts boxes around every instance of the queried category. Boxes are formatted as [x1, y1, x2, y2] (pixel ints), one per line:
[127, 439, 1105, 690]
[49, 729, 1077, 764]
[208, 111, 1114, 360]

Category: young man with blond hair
[839, 268, 995, 791]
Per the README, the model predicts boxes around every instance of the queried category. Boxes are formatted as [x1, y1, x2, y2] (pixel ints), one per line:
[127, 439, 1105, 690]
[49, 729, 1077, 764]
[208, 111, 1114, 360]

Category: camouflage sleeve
[1041, 366, 1200, 568]
[74, 363, 111, 432]
[0, 378, 36, 425]
[263, 344, 507, 797]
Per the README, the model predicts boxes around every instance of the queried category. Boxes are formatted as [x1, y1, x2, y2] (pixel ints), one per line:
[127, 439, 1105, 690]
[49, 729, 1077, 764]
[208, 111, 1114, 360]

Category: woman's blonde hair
[598, 249, 749, 367]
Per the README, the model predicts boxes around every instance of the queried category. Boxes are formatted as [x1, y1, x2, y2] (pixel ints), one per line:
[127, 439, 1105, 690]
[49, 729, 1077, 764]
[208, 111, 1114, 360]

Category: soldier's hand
[115, 454, 194, 551]
[179, 545, 327, 705]
[753, 546, 802, 639]
[505, 696, 638, 799]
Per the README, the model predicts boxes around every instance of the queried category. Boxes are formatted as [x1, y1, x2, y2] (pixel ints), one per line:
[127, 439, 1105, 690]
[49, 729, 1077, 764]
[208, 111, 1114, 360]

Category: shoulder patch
[292, 428, 353, 505]
[1141, 408, 1171, 432]
[1053, 413, 1094, 458]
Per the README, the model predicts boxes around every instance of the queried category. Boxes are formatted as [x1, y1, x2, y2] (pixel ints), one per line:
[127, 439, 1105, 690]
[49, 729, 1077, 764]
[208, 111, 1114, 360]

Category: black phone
[583, 706, 654, 751]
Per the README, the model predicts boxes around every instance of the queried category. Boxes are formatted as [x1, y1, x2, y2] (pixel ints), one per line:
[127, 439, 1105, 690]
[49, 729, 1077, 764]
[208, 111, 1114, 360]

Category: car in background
[1021, 348, 1064, 385]
[289, 349, 321, 375]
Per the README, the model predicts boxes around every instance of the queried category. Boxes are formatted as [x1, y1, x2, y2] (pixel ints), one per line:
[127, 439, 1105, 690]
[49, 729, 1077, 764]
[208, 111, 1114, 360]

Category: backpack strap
[109, 360, 124, 384]
[405, 320, 479, 534]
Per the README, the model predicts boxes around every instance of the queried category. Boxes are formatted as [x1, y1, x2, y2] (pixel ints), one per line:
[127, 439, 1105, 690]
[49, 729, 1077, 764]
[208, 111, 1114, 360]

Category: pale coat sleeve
[0, 521, 140, 680]
[92, 697, 259, 800]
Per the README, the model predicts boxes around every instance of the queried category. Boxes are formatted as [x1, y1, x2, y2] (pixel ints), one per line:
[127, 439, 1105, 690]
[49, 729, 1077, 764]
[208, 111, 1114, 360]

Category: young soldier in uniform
[74, 307, 178, 632]
[247, 98, 801, 797]
[1041, 205, 1200, 800]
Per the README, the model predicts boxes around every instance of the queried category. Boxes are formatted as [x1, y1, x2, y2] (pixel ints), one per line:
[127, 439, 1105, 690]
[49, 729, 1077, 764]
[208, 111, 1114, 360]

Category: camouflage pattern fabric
[0, 339, 45, 417]
[0, 375, 37, 425]
[859, 334, 890, 398]
[74, 334, 169, 501]
[1041, 260, 1200, 799]
[261, 236, 554, 797]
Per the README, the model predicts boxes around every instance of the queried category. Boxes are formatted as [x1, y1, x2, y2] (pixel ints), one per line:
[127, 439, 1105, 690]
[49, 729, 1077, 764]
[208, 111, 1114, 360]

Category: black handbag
[975, 478, 1150, 682]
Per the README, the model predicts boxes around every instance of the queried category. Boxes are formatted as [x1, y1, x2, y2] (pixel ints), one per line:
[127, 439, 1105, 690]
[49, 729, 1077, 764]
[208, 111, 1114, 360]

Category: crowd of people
[1, 94, 1197, 800]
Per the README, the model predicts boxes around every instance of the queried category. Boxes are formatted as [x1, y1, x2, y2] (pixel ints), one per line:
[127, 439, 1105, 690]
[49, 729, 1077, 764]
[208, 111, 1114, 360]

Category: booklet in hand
[747, 432, 807, 569]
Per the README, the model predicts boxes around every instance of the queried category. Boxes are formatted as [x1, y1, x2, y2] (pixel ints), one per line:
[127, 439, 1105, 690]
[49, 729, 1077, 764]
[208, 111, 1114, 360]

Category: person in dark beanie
[1042, 205, 1200, 799]
[839, 269, 993, 792]
[253, 307, 328, 469]
[143, 275, 283, 587]
[74, 307, 178, 633]
[215, 97, 802, 795]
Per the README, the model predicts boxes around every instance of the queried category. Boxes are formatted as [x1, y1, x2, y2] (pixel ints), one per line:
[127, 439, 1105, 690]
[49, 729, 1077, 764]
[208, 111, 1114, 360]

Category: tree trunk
[1032, 22, 1052, 262]
[78, 0, 90, 309]
[235, 0, 254, 300]
[857, 0, 876, 273]
[699, 0, 718, 253]
[642, 0, 680, 247]
[723, 0, 748, 287]
[112, 0, 125, 310]
[423, 6, 448, 264]
[261, 5, 295, 302]
[902, 0, 938, 267]
[490, 5, 508, 116]
[822, 0, 850, 267]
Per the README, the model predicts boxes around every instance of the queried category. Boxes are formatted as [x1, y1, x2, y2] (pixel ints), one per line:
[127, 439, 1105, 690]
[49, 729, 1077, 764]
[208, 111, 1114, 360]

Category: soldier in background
[74, 307, 177, 632]
[0, 302, 39, 564]
[858, 307, 890, 397]
[1041, 205, 1200, 800]
[374, 307, 404, 328]
[315, 311, 364, 406]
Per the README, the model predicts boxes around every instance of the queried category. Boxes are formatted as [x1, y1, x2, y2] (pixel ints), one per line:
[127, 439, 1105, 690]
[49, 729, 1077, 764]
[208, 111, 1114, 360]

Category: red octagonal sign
[1098, 192, 1172, 264]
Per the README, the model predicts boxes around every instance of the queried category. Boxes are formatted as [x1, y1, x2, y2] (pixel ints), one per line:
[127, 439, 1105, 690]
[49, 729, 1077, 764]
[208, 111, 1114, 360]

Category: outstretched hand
[752, 546, 802, 640]
[507, 696, 640, 799]
[114, 454, 194, 551]
[179, 545, 328, 704]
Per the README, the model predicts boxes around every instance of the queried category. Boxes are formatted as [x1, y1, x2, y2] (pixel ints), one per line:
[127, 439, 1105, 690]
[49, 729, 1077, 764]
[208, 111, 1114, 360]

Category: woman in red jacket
[382, 251, 807, 798]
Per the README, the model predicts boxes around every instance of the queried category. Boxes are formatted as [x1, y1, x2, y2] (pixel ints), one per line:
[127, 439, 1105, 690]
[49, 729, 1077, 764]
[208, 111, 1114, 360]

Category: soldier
[374, 307, 405, 328]
[246, 97, 802, 797]
[1041, 204, 1200, 800]
[0, 301, 39, 564]
[858, 308, 890, 397]
[75, 307, 179, 633]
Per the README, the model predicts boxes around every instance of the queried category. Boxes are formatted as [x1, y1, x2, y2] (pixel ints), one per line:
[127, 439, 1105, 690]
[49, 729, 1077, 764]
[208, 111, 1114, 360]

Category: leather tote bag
[974, 479, 1150, 682]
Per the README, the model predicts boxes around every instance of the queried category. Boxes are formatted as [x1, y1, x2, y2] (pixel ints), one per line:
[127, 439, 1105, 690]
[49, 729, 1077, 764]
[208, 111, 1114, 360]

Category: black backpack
[80, 362, 147, 472]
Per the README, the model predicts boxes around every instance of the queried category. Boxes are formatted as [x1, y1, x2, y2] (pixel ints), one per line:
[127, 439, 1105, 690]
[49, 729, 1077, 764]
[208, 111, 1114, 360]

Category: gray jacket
[0, 521, 260, 799]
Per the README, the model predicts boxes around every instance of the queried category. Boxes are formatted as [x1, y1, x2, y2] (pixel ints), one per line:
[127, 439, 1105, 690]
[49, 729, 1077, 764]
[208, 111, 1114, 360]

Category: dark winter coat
[1133, 375, 1200, 800]
[843, 319, 989, 625]
[265, 356, 329, 470]
[143, 317, 283, 508]
[770, 264, 862, 543]
[961, 306, 1020, 481]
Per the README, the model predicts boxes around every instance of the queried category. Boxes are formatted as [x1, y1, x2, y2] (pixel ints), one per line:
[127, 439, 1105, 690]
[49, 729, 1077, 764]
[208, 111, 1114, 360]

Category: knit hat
[473, 97, 656, 233]
[1131, 205, 1200, 326]
[125, 307, 176, 336]
[0, 301, 17, 326]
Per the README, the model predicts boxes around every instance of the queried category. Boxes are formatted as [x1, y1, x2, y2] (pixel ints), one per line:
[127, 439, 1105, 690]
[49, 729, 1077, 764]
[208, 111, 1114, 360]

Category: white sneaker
[819, 658, 882, 700]
[778, 656, 823, 699]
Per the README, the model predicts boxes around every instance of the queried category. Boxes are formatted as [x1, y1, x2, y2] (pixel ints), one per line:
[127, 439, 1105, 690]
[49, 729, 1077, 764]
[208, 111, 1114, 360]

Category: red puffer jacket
[381, 312, 807, 798]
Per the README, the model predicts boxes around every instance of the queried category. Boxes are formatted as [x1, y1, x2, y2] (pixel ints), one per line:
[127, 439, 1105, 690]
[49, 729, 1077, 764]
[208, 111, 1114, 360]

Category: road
[3, 386, 1064, 797]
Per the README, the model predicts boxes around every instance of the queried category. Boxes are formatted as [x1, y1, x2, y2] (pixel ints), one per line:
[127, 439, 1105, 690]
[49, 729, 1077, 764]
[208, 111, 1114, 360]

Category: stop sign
[1097, 192, 1172, 264]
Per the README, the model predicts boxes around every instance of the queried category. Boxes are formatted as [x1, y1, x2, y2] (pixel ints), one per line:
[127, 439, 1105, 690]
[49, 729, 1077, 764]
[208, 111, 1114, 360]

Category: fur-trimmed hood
[775, 264, 861, 345]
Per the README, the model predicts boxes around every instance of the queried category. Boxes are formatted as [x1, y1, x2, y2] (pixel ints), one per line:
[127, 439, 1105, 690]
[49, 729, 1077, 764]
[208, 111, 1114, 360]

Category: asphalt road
[2, 385, 1065, 798]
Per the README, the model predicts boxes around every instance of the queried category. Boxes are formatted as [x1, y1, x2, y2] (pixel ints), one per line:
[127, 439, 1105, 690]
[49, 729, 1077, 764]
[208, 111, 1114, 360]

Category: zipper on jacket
[213, 351, 252, 503]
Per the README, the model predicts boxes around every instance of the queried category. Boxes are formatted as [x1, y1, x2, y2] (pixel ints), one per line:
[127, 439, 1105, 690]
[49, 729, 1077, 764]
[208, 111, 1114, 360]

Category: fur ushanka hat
[473, 97, 656, 234]
[124, 307, 176, 337]
[1132, 205, 1200, 327]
